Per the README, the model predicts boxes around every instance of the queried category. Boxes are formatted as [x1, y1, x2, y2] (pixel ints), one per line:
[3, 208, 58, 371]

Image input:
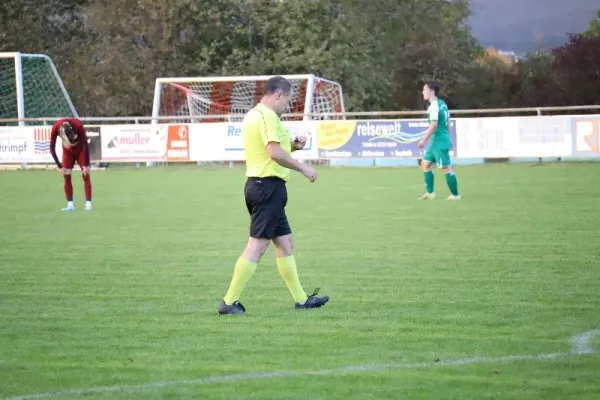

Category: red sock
[83, 174, 92, 201]
[64, 175, 73, 201]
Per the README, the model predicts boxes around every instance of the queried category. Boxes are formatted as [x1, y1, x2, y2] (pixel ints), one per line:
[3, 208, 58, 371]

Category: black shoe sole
[218, 301, 246, 315]
[296, 296, 330, 309]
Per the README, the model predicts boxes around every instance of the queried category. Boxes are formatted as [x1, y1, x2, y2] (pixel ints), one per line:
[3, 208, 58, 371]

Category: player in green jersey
[417, 82, 461, 200]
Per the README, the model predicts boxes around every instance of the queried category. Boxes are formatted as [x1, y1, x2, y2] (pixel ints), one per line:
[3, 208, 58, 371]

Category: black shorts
[244, 177, 291, 239]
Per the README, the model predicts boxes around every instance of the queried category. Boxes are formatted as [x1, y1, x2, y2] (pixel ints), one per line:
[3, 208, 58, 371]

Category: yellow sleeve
[258, 110, 281, 146]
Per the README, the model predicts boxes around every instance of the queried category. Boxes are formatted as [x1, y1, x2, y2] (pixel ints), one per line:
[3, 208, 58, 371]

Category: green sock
[445, 173, 459, 195]
[223, 258, 257, 305]
[424, 171, 434, 193]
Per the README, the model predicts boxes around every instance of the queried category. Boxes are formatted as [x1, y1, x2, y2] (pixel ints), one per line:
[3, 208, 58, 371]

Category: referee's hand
[301, 165, 318, 182]
[293, 135, 307, 150]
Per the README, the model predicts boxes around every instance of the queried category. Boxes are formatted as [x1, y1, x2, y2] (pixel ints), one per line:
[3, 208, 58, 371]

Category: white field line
[5, 329, 599, 400]
[572, 329, 600, 355]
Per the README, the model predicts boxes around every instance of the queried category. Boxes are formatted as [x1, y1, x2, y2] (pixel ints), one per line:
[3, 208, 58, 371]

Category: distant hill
[468, 0, 599, 55]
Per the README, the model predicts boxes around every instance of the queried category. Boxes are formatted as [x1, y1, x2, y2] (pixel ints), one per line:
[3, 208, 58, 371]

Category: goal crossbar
[155, 74, 340, 85]
[151, 74, 345, 123]
[0, 52, 78, 125]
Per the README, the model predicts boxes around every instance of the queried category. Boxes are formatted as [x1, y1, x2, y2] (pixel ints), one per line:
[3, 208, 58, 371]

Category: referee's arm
[259, 114, 316, 182]
[259, 115, 304, 172]
[266, 142, 305, 172]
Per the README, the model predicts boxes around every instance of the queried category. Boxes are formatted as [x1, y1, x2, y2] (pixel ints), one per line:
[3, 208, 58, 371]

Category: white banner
[30, 126, 64, 163]
[455, 116, 573, 158]
[514, 116, 572, 157]
[189, 121, 319, 161]
[572, 117, 600, 156]
[100, 125, 167, 161]
[0, 127, 30, 163]
[0, 126, 63, 163]
[1, 115, 599, 164]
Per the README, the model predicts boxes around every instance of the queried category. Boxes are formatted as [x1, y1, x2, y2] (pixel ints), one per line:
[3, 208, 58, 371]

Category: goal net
[0, 52, 78, 125]
[151, 74, 345, 123]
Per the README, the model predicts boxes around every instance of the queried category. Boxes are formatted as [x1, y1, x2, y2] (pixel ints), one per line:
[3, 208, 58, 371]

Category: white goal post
[151, 74, 346, 123]
[0, 52, 78, 126]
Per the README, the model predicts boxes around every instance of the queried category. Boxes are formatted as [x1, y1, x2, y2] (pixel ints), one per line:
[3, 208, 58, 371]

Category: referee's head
[262, 76, 293, 116]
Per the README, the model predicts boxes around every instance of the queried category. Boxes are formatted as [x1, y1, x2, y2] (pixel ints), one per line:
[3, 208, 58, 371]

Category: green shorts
[423, 145, 452, 168]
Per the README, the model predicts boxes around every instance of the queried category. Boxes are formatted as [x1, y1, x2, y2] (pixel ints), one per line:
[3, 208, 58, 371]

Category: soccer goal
[151, 74, 345, 123]
[0, 52, 78, 125]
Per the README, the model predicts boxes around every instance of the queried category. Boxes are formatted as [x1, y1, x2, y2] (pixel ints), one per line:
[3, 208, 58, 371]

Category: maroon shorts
[62, 149, 87, 170]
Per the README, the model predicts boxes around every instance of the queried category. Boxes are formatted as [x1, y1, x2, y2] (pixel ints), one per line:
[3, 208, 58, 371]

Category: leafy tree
[0, 0, 536, 115]
[584, 9, 600, 37]
[0, 0, 87, 53]
[510, 53, 557, 107]
[453, 51, 517, 109]
[549, 33, 600, 106]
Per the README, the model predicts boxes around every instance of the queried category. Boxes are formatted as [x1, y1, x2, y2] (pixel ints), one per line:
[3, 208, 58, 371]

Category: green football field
[1, 163, 599, 399]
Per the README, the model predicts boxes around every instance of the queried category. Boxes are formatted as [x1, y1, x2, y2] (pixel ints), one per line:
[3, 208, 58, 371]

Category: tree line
[1, 0, 599, 117]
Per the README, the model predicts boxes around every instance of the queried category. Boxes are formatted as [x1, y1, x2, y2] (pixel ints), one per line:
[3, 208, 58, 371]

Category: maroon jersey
[50, 118, 90, 168]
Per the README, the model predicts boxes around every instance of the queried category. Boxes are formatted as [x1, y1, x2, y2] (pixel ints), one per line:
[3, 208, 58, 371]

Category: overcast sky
[467, 0, 599, 54]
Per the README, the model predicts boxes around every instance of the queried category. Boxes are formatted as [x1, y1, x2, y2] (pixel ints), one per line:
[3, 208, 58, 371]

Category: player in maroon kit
[49, 118, 93, 211]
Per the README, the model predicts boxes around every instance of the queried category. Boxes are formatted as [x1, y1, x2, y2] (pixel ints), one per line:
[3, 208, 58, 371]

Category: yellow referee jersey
[242, 103, 292, 182]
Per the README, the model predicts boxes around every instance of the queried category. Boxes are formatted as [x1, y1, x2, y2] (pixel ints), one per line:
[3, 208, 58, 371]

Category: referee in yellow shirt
[218, 76, 330, 315]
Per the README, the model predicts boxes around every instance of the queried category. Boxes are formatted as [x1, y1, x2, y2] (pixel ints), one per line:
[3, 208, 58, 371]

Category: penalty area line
[5, 329, 599, 400]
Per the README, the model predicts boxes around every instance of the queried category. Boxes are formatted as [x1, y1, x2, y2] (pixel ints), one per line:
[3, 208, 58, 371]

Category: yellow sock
[223, 258, 257, 305]
[276, 255, 308, 303]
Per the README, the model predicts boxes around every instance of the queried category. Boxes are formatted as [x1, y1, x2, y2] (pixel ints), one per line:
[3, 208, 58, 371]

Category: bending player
[49, 118, 93, 211]
[417, 82, 460, 200]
